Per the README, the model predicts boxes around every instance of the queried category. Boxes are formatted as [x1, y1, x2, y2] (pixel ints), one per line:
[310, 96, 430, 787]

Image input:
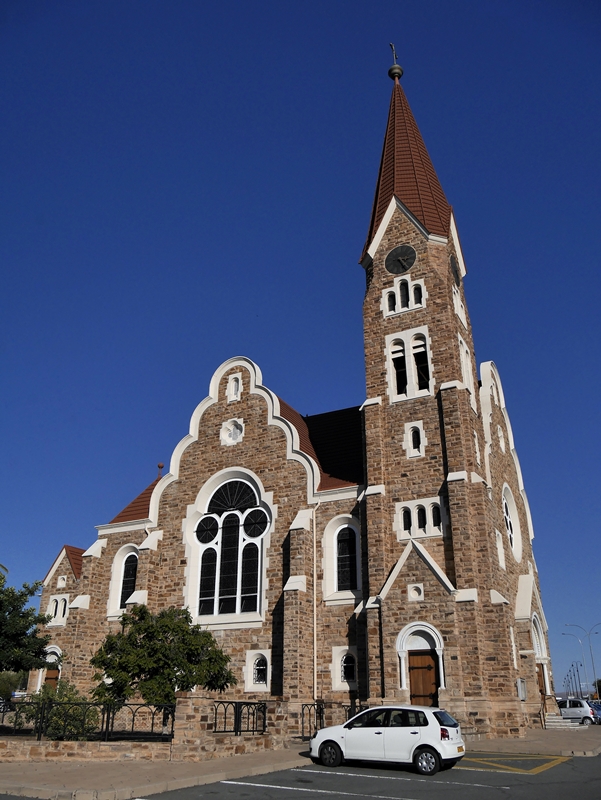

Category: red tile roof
[362, 80, 451, 258]
[109, 478, 160, 524]
[63, 545, 85, 580]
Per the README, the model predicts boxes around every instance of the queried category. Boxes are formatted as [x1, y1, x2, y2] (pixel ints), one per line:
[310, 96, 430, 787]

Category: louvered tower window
[412, 335, 430, 391]
[336, 527, 358, 591]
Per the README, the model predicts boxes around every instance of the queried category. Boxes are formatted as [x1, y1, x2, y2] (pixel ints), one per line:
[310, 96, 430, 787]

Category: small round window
[196, 517, 218, 544]
[244, 508, 269, 538]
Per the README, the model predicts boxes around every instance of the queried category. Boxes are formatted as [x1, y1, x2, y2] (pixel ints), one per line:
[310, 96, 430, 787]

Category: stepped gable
[63, 545, 85, 579]
[278, 398, 359, 491]
[362, 76, 451, 258]
[109, 477, 160, 524]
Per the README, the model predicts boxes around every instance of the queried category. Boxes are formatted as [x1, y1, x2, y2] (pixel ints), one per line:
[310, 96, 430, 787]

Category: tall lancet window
[391, 340, 408, 396]
[196, 480, 270, 616]
[120, 554, 138, 608]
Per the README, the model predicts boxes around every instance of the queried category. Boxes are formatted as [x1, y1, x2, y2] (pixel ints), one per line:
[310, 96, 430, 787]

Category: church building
[32, 62, 553, 738]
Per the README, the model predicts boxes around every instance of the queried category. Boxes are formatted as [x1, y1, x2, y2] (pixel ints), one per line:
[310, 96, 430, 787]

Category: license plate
[457, 745, 464, 753]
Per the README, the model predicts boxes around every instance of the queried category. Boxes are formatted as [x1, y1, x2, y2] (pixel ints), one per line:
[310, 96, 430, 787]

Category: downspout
[312, 501, 321, 702]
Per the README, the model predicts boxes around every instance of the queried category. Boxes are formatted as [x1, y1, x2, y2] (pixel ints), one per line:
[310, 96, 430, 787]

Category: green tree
[0, 573, 51, 672]
[90, 605, 236, 705]
[0, 671, 28, 701]
[23, 679, 100, 740]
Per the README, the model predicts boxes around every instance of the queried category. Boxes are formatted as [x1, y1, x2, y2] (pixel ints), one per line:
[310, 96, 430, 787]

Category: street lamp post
[563, 632, 590, 698]
[572, 661, 583, 698]
[566, 624, 601, 700]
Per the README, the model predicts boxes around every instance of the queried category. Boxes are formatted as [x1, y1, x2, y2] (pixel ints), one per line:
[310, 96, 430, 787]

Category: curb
[0, 754, 308, 800]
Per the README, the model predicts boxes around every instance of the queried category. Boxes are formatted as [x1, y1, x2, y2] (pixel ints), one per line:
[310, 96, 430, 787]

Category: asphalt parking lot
[122, 755, 601, 800]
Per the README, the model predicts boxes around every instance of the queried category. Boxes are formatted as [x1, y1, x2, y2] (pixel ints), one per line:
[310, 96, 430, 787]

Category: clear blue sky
[1, 0, 600, 692]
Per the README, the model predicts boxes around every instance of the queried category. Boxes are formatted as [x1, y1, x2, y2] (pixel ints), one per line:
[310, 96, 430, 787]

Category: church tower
[357, 59, 552, 735]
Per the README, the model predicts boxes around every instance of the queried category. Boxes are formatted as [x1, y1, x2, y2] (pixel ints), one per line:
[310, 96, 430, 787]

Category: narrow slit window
[400, 281, 409, 308]
[51, 599, 58, 618]
[411, 427, 421, 453]
[412, 336, 430, 391]
[391, 341, 408, 396]
[60, 599, 67, 618]
[337, 527, 357, 591]
[120, 554, 138, 608]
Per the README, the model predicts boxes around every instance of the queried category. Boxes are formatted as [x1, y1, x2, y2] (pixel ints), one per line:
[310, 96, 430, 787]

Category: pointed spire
[362, 61, 451, 258]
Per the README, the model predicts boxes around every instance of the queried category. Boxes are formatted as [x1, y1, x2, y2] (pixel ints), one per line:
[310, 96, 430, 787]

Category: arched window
[51, 599, 58, 618]
[391, 340, 407, 396]
[387, 292, 396, 312]
[253, 655, 268, 685]
[413, 285, 423, 305]
[411, 427, 421, 453]
[400, 280, 409, 308]
[502, 485, 522, 562]
[336, 527, 357, 591]
[341, 653, 356, 683]
[60, 599, 68, 618]
[417, 507, 427, 530]
[120, 554, 138, 608]
[412, 335, 430, 391]
[431, 504, 442, 529]
[196, 480, 270, 617]
[402, 508, 412, 533]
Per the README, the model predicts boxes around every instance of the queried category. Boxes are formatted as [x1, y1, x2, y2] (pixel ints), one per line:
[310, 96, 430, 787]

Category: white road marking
[221, 780, 419, 799]
[293, 767, 510, 790]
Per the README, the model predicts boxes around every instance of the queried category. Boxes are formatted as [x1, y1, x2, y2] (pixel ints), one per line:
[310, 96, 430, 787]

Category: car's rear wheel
[582, 717, 592, 725]
[320, 741, 343, 768]
[414, 747, 440, 775]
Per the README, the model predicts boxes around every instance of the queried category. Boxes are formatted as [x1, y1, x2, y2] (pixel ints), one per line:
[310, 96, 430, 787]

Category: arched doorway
[532, 614, 549, 696]
[396, 623, 445, 706]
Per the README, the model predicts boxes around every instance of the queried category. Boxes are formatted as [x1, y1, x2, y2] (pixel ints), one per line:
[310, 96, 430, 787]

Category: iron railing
[300, 701, 325, 740]
[213, 701, 267, 736]
[343, 702, 370, 721]
[0, 699, 175, 742]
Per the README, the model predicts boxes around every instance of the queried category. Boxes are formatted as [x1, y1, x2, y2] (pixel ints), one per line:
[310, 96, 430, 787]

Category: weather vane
[388, 43, 403, 81]
[389, 42, 398, 64]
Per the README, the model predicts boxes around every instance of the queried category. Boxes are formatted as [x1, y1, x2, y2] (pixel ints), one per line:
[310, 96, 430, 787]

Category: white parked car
[309, 705, 465, 775]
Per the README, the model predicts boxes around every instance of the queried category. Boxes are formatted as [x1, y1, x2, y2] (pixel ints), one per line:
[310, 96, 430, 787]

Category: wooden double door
[408, 649, 439, 706]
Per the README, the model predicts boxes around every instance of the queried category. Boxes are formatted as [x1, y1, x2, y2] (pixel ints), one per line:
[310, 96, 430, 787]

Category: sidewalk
[1, 728, 600, 800]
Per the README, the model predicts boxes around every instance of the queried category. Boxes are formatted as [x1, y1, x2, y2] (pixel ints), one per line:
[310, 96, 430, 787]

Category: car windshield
[433, 710, 459, 727]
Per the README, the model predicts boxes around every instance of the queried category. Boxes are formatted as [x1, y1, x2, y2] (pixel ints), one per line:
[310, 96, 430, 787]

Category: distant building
[32, 64, 553, 737]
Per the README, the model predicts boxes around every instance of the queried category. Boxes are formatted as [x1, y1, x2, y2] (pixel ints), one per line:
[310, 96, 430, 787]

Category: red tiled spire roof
[362, 75, 451, 257]
[110, 477, 160, 524]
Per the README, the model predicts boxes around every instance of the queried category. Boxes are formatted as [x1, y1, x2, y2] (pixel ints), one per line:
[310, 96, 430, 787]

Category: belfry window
[417, 506, 427, 530]
[196, 480, 270, 617]
[412, 335, 430, 391]
[337, 527, 358, 591]
[391, 340, 408, 396]
[413, 285, 423, 305]
[120, 554, 138, 608]
[387, 292, 396, 312]
[400, 280, 409, 308]
[403, 508, 412, 532]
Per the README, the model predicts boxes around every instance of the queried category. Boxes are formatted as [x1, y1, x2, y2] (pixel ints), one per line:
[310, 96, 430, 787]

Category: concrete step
[545, 714, 584, 729]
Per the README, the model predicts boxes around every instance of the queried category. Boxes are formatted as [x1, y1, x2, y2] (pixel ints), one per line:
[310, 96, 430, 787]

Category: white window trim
[226, 372, 243, 403]
[385, 326, 435, 404]
[393, 497, 446, 542]
[381, 276, 427, 318]
[473, 430, 481, 465]
[330, 646, 358, 691]
[243, 649, 271, 692]
[458, 334, 477, 411]
[107, 544, 139, 620]
[495, 529, 507, 570]
[502, 483, 523, 563]
[35, 645, 62, 692]
[56, 575, 67, 589]
[46, 594, 70, 627]
[321, 515, 362, 606]
[402, 421, 427, 459]
[452, 284, 467, 329]
[182, 469, 275, 629]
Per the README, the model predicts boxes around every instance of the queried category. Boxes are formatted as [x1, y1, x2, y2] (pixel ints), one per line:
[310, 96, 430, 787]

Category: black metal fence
[300, 701, 325, 740]
[343, 702, 370, 721]
[0, 699, 175, 742]
[213, 701, 267, 736]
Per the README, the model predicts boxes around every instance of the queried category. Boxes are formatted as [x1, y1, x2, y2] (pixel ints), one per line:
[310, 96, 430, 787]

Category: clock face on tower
[385, 244, 416, 275]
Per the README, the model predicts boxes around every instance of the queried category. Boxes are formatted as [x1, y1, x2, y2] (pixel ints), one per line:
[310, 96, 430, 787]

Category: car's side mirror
[343, 722, 354, 729]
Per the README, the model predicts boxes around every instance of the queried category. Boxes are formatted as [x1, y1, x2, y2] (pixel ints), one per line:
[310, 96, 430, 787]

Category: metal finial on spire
[388, 42, 403, 82]
[157, 462, 164, 478]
